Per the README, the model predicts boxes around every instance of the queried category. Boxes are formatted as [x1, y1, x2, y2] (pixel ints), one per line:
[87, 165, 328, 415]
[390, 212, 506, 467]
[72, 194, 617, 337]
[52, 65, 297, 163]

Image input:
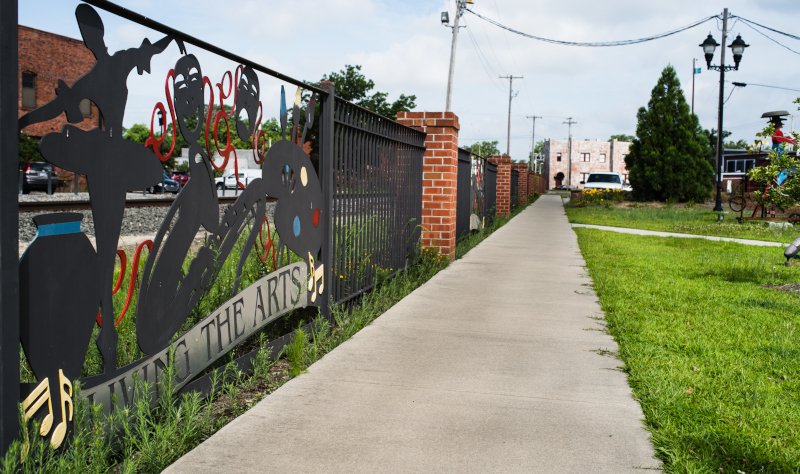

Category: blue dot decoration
[293, 216, 300, 237]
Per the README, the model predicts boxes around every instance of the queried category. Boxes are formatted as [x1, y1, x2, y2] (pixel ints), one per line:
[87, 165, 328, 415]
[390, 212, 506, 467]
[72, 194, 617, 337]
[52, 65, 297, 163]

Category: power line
[736, 19, 800, 57]
[465, 9, 718, 47]
[726, 81, 800, 93]
[491, 0, 535, 114]
[731, 16, 800, 42]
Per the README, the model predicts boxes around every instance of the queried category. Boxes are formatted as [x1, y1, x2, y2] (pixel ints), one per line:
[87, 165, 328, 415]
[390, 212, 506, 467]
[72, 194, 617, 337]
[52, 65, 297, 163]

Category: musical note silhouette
[307, 252, 324, 303]
[21, 370, 73, 448]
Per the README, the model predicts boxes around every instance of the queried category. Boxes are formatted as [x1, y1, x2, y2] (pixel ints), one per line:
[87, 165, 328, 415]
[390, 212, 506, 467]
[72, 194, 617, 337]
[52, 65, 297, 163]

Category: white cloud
[20, 0, 800, 159]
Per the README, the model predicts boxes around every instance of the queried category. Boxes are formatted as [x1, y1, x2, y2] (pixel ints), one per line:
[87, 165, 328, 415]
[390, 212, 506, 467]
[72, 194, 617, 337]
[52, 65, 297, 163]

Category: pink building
[543, 138, 631, 189]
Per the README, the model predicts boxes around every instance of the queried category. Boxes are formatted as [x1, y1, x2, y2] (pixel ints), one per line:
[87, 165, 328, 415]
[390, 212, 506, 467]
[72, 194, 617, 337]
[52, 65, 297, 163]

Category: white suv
[215, 169, 261, 190]
[581, 172, 625, 191]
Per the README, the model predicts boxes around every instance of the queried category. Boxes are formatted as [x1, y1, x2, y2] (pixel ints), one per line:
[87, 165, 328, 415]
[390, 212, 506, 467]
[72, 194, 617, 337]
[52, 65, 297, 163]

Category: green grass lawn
[566, 204, 800, 243]
[575, 228, 800, 473]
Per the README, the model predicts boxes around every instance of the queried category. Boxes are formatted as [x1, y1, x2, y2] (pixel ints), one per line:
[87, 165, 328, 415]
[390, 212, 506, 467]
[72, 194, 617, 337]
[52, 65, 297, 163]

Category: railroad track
[18, 195, 275, 213]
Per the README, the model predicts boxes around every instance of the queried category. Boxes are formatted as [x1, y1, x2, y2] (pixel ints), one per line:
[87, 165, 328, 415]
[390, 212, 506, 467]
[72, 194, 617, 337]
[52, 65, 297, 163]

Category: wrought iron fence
[511, 169, 520, 211]
[456, 148, 472, 241]
[331, 99, 425, 305]
[484, 161, 497, 227]
[0, 0, 429, 454]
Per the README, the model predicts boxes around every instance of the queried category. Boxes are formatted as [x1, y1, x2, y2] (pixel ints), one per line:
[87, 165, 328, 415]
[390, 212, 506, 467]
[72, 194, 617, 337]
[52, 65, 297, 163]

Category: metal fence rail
[456, 148, 471, 241]
[484, 161, 497, 227]
[511, 169, 519, 211]
[331, 98, 425, 305]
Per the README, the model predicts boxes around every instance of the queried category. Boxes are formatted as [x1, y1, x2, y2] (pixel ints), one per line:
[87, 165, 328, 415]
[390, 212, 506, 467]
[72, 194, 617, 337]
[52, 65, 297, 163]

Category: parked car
[580, 172, 624, 191]
[170, 170, 189, 186]
[147, 171, 180, 194]
[215, 169, 261, 190]
[18, 161, 55, 194]
[554, 184, 568, 190]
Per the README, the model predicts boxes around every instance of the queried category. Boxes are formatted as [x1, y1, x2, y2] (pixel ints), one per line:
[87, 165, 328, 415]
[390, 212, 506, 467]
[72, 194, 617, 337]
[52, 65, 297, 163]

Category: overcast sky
[20, 0, 800, 160]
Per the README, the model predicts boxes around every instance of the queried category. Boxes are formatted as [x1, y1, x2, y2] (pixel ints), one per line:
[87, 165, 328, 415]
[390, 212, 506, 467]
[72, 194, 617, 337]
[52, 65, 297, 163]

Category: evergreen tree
[625, 65, 713, 202]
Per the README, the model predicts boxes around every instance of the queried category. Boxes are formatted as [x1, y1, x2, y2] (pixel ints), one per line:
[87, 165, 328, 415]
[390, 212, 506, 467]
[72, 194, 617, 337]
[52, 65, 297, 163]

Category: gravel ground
[19, 198, 276, 243]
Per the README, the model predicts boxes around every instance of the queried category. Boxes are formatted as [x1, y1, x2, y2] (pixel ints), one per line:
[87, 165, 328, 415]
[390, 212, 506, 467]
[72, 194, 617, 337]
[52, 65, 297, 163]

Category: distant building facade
[18, 25, 100, 138]
[543, 138, 631, 189]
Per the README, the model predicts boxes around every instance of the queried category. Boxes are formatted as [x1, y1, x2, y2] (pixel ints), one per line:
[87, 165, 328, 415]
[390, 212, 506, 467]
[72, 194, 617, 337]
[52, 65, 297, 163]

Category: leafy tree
[723, 138, 749, 149]
[19, 133, 44, 162]
[702, 128, 732, 160]
[609, 134, 635, 143]
[316, 65, 416, 120]
[625, 65, 713, 202]
[464, 140, 500, 156]
[300, 65, 418, 168]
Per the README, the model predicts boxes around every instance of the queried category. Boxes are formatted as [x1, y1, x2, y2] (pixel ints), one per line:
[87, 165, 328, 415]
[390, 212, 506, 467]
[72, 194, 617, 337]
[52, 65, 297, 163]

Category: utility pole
[500, 75, 523, 156]
[692, 58, 696, 114]
[527, 115, 541, 170]
[713, 8, 728, 212]
[564, 118, 577, 189]
[444, 0, 467, 112]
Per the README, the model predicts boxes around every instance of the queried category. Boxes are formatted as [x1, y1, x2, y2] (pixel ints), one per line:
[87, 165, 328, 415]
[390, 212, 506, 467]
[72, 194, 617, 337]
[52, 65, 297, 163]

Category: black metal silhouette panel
[13, 3, 330, 448]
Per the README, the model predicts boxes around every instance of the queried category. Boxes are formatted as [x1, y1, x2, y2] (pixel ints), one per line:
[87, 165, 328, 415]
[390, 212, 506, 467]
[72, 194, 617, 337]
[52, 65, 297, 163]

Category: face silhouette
[235, 66, 260, 140]
[174, 55, 205, 142]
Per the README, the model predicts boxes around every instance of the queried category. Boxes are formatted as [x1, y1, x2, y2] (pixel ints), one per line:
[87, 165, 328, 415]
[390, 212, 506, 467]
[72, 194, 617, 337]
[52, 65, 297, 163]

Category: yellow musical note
[307, 252, 324, 303]
[50, 370, 73, 448]
[22, 377, 53, 437]
[20, 370, 73, 448]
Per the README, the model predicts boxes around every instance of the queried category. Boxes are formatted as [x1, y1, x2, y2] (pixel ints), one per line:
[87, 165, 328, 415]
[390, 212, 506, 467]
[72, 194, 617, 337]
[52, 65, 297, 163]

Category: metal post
[47, 171, 52, 195]
[527, 115, 541, 170]
[320, 81, 335, 321]
[74, 171, 78, 194]
[18, 170, 22, 195]
[500, 75, 522, 156]
[692, 58, 697, 113]
[713, 8, 728, 212]
[564, 118, 577, 189]
[0, 0, 20, 453]
[445, 0, 464, 112]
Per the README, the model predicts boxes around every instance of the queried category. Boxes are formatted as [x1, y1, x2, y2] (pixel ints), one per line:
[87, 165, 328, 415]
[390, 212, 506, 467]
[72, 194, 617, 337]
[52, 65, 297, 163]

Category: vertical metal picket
[0, 0, 20, 453]
[320, 82, 335, 321]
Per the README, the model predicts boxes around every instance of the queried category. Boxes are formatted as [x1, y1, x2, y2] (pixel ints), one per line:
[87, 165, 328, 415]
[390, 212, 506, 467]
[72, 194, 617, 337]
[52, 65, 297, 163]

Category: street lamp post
[700, 8, 748, 212]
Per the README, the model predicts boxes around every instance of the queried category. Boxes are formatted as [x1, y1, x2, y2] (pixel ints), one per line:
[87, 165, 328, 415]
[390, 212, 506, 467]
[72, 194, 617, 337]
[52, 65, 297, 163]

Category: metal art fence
[0, 0, 425, 454]
[511, 169, 520, 211]
[331, 99, 425, 305]
[484, 161, 497, 227]
[456, 148, 472, 241]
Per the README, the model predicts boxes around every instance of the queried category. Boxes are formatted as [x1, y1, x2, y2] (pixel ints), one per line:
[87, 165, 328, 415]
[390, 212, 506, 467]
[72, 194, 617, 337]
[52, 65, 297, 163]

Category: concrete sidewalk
[165, 194, 660, 473]
[572, 223, 785, 247]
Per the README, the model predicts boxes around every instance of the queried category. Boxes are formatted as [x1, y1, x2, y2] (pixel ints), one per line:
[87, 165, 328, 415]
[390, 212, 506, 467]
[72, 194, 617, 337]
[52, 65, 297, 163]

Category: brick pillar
[488, 155, 512, 216]
[512, 163, 528, 203]
[397, 111, 460, 259]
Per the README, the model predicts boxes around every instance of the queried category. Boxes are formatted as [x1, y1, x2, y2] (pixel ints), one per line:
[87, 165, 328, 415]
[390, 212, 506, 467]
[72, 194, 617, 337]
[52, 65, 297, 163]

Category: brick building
[18, 25, 100, 137]
[543, 138, 631, 189]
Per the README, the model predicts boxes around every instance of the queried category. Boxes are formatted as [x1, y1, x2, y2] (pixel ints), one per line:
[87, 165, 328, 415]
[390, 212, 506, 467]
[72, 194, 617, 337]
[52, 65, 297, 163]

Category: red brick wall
[512, 163, 528, 204]
[488, 155, 512, 216]
[18, 26, 99, 138]
[397, 111, 460, 259]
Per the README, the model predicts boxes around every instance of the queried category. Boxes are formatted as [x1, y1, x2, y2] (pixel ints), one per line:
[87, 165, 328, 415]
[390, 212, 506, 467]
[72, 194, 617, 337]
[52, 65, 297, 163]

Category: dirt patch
[764, 282, 800, 293]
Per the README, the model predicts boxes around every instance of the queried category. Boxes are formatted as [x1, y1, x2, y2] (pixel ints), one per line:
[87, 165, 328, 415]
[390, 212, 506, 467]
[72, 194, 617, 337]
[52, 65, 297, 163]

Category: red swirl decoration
[95, 240, 154, 328]
[257, 216, 278, 270]
[145, 69, 177, 161]
[208, 67, 240, 172]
